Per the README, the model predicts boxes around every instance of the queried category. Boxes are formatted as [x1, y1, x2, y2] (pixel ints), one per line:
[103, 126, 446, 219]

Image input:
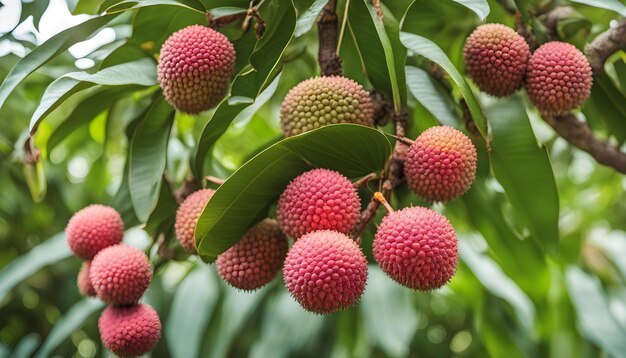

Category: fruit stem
[373, 192, 394, 213]
[205, 175, 225, 185]
[353, 172, 379, 188]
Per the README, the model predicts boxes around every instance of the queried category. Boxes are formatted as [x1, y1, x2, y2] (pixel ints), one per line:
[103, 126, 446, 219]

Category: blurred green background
[1, 0, 626, 357]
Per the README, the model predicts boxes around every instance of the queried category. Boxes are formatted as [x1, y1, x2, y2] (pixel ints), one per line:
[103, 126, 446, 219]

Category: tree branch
[585, 18, 626, 75]
[318, 0, 342, 76]
[543, 114, 626, 173]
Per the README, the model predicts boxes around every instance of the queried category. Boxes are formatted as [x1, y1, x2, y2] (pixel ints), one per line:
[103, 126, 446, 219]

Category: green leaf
[568, 0, 626, 17]
[348, 0, 406, 111]
[450, 0, 489, 20]
[104, 0, 206, 13]
[13, 333, 40, 358]
[583, 76, 626, 145]
[167, 265, 219, 358]
[566, 266, 626, 356]
[196, 124, 391, 262]
[30, 58, 156, 133]
[487, 97, 559, 254]
[400, 31, 488, 141]
[0, 14, 119, 110]
[20, 0, 50, 28]
[294, 0, 328, 37]
[34, 299, 105, 358]
[129, 96, 175, 222]
[0, 233, 71, 303]
[459, 238, 535, 334]
[405, 66, 458, 125]
[360, 267, 418, 357]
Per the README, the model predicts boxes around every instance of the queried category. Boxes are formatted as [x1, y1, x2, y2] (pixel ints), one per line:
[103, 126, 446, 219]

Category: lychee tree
[0, 0, 625, 357]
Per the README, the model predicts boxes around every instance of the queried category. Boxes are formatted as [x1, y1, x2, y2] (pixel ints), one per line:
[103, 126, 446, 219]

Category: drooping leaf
[0, 233, 70, 303]
[195, 124, 391, 262]
[405, 66, 458, 125]
[167, 265, 219, 358]
[487, 97, 559, 254]
[450, 0, 489, 20]
[129, 96, 175, 222]
[400, 31, 488, 141]
[104, 0, 206, 13]
[294, 0, 329, 37]
[568, 0, 626, 17]
[34, 299, 105, 358]
[0, 14, 119, 110]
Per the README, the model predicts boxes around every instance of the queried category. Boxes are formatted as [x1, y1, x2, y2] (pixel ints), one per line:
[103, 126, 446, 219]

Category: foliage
[0, 0, 625, 357]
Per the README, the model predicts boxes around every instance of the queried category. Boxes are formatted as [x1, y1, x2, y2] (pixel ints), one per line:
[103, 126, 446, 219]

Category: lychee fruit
[66, 204, 124, 260]
[98, 303, 161, 357]
[277, 169, 360, 239]
[157, 25, 236, 114]
[463, 23, 530, 97]
[216, 219, 288, 291]
[283, 230, 367, 314]
[280, 76, 374, 137]
[77, 261, 96, 297]
[404, 126, 477, 202]
[373, 207, 458, 291]
[90, 245, 152, 305]
[525, 41, 592, 115]
[175, 189, 215, 254]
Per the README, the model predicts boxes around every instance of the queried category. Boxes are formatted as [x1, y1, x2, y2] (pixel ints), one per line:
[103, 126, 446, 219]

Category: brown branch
[370, 91, 392, 126]
[543, 114, 626, 173]
[318, 0, 342, 76]
[586, 18, 626, 75]
[350, 112, 408, 240]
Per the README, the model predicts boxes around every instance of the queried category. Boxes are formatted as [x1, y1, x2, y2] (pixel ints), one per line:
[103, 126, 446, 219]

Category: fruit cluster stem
[585, 18, 626, 75]
[318, 0, 342, 76]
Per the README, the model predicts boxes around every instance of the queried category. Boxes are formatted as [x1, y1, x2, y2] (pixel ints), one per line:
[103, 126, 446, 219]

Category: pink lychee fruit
[77, 261, 96, 297]
[98, 303, 161, 357]
[373, 207, 458, 291]
[174, 189, 215, 254]
[283, 230, 368, 314]
[66, 205, 124, 260]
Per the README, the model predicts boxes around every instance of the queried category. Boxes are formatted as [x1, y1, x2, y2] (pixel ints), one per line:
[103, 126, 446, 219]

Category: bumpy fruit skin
[217, 219, 288, 290]
[90, 245, 152, 305]
[525, 41, 592, 115]
[66, 205, 124, 260]
[157, 25, 235, 114]
[99, 304, 161, 357]
[404, 126, 477, 202]
[175, 189, 215, 254]
[374, 207, 457, 291]
[463, 24, 530, 97]
[77, 261, 96, 297]
[277, 169, 360, 239]
[280, 76, 374, 137]
[283, 230, 367, 314]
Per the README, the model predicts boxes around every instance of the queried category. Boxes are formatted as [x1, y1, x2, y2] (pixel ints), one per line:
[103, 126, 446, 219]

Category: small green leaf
[104, 0, 206, 13]
[566, 266, 626, 357]
[450, 0, 489, 20]
[400, 31, 488, 141]
[0, 233, 70, 303]
[487, 97, 559, 254]
[294, 0, 329, 37]
[405, 66, 458, 125]
[34, 299, 105, 358]
[195, 124, 391, 262]
[167, 265, 219, 358]
[29, 59, 157, 133]
[0, 14, 119, 110]
[129, 96, 175, 222]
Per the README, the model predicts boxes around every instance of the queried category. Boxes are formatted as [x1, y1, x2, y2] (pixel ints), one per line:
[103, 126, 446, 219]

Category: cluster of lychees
[463, 23, 593, 114]
[66, 205, 161, 356]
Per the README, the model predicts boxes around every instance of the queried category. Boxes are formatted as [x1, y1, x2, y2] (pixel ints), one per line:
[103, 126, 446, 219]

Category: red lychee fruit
[217, 219, 288, 291]
[77, 261, 96, 297]
[157, 25, 236, 114]
[403, 126, 477, 202]
[174, 189, 215, 254]
[373, 207, 458, 291]
[98, 303, 161, 357]
[277, 169, 360, 239]
[283, 230, 368, 314]
[463, 23, 530, 97]
[66, 204, 124, 260]
[525, 41, 592, 115]
[280, 76, 374, 137]
[90, 245, 152, 305]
